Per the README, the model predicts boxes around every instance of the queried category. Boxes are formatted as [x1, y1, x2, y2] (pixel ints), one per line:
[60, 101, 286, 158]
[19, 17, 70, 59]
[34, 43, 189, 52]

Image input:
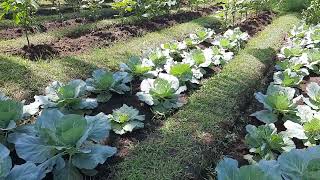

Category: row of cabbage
[215, 23, 320, 179]
[0, 27, 249, 179]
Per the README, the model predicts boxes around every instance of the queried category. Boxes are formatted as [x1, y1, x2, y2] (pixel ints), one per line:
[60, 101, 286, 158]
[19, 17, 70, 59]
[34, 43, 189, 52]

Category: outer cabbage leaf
[279, 146, 320, 180]
[215, 157, 281, 180]
[0, 99, 23, 130]
[304, 82, 320, 109]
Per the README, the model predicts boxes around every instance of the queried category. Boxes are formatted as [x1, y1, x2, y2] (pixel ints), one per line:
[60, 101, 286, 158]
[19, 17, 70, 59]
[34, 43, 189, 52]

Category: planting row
[0, 26, 249, 179]
[214, 22, 320, 179]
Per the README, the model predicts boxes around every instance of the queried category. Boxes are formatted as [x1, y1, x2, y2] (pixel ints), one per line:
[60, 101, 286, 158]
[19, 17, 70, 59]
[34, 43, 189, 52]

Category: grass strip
[0, 15, 221, 100]
[111, 14, 301, 180]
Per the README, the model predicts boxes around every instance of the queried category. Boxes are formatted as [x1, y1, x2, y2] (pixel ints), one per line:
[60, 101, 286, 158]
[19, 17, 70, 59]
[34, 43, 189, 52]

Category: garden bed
[1, 6, 222, 60]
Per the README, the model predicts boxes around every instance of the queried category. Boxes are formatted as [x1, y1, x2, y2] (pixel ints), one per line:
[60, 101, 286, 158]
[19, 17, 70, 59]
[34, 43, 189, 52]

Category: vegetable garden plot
[0, 10, 278, 179]
[1, 5, 222, 60]
[215, 22, 320, 179]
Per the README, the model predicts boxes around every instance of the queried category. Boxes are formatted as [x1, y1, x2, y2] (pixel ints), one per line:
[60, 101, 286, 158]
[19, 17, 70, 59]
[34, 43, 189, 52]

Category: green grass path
[111, 14, 301, 180]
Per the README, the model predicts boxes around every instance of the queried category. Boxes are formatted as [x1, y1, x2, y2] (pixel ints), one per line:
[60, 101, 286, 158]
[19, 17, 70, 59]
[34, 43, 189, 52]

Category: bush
[278, 0, 310, 12]
[303, 0, 320, 25]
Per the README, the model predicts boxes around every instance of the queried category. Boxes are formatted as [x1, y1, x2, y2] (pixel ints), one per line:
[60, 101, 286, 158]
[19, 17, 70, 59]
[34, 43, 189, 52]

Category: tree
[0, 0, 39, 47]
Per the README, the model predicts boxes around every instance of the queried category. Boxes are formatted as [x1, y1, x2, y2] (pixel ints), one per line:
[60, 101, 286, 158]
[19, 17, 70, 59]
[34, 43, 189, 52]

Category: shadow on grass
[57, 56, 100, 80]
[194, 16, 223, 33]
[246, 47, 277, 64]
[0, 55, 43, 100]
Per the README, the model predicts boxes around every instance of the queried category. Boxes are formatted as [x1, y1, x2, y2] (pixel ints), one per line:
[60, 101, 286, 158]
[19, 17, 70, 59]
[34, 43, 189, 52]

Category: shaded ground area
[102, 14, 300, 180]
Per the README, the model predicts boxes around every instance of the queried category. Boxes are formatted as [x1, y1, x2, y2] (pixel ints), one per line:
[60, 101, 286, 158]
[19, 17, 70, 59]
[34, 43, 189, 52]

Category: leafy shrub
[111, 0, 137, 17]
[0, 0, 39, 46]
[278, 0, 310, 12]
[303, 0, 320, 25]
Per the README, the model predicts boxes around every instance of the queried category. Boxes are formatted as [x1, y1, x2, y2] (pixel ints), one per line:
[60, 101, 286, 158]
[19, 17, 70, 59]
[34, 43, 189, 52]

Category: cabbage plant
[8, 109, 116, 179]
[160, 41, 186, 59]
[283, 105, 320, 146]
[144, 48, 172, 69]
[251, 84, 299, 124]
[164, 61, 194, 84]
[86, 69, 132, 102]
[136, 73, 187, 113]
[278, 46, 305, 59]
[215, 145, 320, 180]
[0, 98, 23, 131]
[120, 56, 154, 78]
[211, 46, 234, 65]
[245, 124, 295, 160]
[276, 54, 309, 72]
[0, 92, 41, 144]
[189, 28, 215, 44]
[108, 104, 145, 135]
[273, 69, 308, 87]
[0, 143, 44, 180]
[34, 80, 98, 113]
[182, 48, 213, 68]
[212, 28, 249, 51]
[305, 49, 320, 73]
[303, 82, 320, 109]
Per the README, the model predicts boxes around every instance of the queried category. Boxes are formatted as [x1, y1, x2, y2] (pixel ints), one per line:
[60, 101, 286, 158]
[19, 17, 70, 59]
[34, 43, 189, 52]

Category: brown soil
[46, 6, 223, 56]
[0, 18, 96, 41]
[21, 44, 59, 60]
[2, 6, 222, 60]
[239, 11, 276, 36]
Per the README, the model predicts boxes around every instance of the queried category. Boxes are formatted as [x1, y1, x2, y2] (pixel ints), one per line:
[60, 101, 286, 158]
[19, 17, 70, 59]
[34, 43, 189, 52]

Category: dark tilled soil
[91, 11, 277, 180]
[46, 6, 222, 56]
[0, 18, 96, 41]
[21, 44, 59, 60]
[239, 11, 276, 36]
[3, 6, 222, 60]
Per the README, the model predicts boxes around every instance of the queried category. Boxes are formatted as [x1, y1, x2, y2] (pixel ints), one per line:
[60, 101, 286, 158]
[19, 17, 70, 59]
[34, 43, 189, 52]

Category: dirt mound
[239, 11, 275, 36]
[20, 44, 59, 60]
